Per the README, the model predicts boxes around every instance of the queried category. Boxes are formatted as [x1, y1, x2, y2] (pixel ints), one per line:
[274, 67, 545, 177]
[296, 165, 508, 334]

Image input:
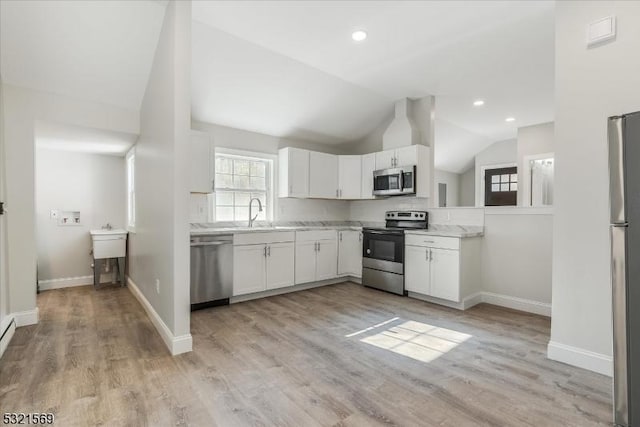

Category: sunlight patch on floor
[355, 319, 472, 363]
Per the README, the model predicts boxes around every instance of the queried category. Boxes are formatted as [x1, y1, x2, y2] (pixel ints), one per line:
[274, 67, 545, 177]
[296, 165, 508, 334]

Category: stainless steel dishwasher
[190, 234, 233, 310]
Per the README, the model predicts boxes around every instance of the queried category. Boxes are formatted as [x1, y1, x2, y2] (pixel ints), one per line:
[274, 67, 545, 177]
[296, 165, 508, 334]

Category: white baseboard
[0, 316, 16, 359]
[547, 340, 613, 377]
[481, 292, 551, 317]
[126, 277, 192, 356]
[13, 308, 39, 327]
[38, 274, 115, 290]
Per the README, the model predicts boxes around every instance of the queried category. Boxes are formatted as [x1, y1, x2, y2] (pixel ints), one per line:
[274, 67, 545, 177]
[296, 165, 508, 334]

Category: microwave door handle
[399, 171, 404, 190]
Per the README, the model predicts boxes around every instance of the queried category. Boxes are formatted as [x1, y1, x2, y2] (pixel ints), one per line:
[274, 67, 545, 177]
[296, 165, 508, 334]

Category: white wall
[474, 139, 517, 206]
[459, 167, 475, 207]
[434, 169, 460, 207]
[128, 0, 191, 351]
[550, 1, 640, 376]
[482, 210, 553, 310]
[35, 149, 125, 285]
[1, 84, 138, 322]
[517, 122, 554, 206]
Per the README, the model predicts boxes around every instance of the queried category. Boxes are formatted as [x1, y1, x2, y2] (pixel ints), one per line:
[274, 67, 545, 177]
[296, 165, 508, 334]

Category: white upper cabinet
[375, 149, 396, 169]
[360, 153, 376, 199]
[338, 155, 361, 199]
[190, 131, 215, 193]
[396, 145, 419, 168]
[279, 147, 309, 198]
[309, 151, 338, 199]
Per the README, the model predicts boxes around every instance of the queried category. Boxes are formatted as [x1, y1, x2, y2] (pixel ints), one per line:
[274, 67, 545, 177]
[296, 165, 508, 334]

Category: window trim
[125, 146, 136, 232]
[213, 148, 276, 222]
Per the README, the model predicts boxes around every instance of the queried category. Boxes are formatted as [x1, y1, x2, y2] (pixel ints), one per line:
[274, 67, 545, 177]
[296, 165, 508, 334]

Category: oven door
[362, 230, 404, 274]
[373, 169, 403, 196]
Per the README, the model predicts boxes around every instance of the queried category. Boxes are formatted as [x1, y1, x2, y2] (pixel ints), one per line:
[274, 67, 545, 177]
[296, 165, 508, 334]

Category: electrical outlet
[155, 279, 160, 294]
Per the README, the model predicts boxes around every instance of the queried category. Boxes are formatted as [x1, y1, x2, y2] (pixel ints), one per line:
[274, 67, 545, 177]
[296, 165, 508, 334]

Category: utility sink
[90, 229, 128, 259]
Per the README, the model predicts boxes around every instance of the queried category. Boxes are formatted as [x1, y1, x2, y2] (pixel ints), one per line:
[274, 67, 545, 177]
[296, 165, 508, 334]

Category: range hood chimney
[382, 98, 420, 150]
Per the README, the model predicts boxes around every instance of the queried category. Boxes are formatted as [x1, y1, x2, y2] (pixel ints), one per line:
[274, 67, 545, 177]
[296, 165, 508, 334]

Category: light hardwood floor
[0, 283, 612, 426]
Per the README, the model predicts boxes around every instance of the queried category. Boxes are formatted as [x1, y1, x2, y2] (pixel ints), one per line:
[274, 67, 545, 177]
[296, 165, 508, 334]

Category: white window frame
[212, 148, 275, 223]
[522, 152, 554, 207]
[126, 147, 136, 232]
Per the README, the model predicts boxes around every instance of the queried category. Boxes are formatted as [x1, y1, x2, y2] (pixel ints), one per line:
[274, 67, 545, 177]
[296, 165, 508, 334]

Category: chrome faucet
[101, 223, 113, 230]
[248, 198, 263, 228]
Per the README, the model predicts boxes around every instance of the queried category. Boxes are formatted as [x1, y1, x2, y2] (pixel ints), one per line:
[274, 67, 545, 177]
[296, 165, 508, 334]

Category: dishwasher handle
[190, 241, 229, 247]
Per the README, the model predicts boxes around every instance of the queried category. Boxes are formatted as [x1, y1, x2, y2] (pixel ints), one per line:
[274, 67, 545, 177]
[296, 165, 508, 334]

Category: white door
[309, 152, 338, 198]
[338, 155, 362, 199]
[288, 148, 310, 198]
[265, 242, 295, 290]
[375, 149, 396, 169]
[360, 153, 376, 199]
[405, 245, 430, 294]
[430, 248, 460, 302]
[396, 145, 418, 167]
[316, 239, 338, 281]
[295, 240, 317, 284]
[233, 245, 266, 296]
[190, 132, 214, 193]
[338, 231, 362, 277]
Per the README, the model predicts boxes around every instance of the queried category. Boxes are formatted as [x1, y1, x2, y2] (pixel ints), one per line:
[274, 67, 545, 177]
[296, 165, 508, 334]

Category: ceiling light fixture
[352, 30, 367, 42]
[505, 117, 516, 122]
[473, 100, 485, 106]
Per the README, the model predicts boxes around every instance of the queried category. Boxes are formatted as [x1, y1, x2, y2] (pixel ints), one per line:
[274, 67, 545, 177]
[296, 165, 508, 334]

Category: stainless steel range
[362, 211, 428, 295]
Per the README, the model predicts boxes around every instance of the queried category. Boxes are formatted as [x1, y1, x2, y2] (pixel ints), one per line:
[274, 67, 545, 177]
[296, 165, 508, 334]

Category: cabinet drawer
[296, 230, 337, 242]
[405, 234, 459, 250]
[233, 231, 295, 246]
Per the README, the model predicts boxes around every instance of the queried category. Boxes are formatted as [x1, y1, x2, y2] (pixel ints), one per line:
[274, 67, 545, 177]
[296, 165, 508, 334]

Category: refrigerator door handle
[611, 225, 629, 427]
[608, 117, 626, 224]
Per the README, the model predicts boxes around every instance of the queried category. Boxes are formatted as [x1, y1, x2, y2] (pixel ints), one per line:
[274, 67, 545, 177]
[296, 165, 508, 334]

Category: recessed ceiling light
[352, 30, 367, 42]
[473, 100, 485, 106]
[505, 117, 516, 122]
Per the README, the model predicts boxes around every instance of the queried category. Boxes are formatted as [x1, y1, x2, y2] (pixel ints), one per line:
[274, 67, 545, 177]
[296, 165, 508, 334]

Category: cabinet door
[316, 239, 338, 281]
[430, 248, 460, 302]
[265, 242, 295, 290]
[396, 145, 418, 168]
[338, 231, 362, 277]
[233, 245, 266, 296]
[360, 153, 376, 199]
[295, 240, 317, 284]
[190, 132, 214, 193]
[375, 149, 396, 170]
[405, 245, 430, 294]
[309, 152, 339, 199]
[279, 148, 309, 198]
[338, 156, 362, 199]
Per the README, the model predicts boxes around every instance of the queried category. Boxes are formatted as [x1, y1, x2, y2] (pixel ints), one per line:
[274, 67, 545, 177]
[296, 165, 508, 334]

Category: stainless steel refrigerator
[608, 111, 640, 427]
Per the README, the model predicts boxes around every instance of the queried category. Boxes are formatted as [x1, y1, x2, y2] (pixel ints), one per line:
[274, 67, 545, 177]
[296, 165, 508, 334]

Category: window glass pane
[234, 159, 251, 175]
[510, 174, 518, 183]
[216, 192, 233, 206]
[216, 173, 233, 188]
[491, 184, 500, 192]
[251, 161, 266, 177]
[216, 157, 232, 174]
[501, 183, 509, 191]
[510, 182, 518, 191]
[491, 175, 500, 184]
[250, 177, 266, 190]
[501, 174, 509, 183]
[234, 175, 250, 189]
[235, 207, 249, 221]
[234, 192, 251, 206]
[216, 207, 234, 221]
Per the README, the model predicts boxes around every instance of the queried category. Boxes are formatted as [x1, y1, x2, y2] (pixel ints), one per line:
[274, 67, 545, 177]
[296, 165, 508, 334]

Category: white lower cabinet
[295, 230, 338, 284]
[404, 234, 480, 306]
[338, 230, 362, 277]
[233, 233, 295, 296]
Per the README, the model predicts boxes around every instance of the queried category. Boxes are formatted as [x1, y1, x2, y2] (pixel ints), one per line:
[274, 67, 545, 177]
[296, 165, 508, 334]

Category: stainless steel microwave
[373, 166, 416, 196]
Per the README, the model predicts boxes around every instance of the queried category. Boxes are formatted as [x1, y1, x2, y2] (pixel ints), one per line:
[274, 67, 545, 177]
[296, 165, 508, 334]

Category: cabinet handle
[317, 242, 321, 252]
[424, 240, 435, 243]
[426, 248, 429, 260]
[339, 232, 342, 241]
[264, 246, 267, 257]
[211, 179, 215, 192]
[359, 233, 362, 242]
[267, 246, 271, 257]
[429, 249, 433, 261]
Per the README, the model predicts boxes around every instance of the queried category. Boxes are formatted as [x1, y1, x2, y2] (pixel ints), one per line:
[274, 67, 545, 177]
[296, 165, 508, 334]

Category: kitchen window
[126, 147, 136, 231]
[213, 152, 273, 222]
